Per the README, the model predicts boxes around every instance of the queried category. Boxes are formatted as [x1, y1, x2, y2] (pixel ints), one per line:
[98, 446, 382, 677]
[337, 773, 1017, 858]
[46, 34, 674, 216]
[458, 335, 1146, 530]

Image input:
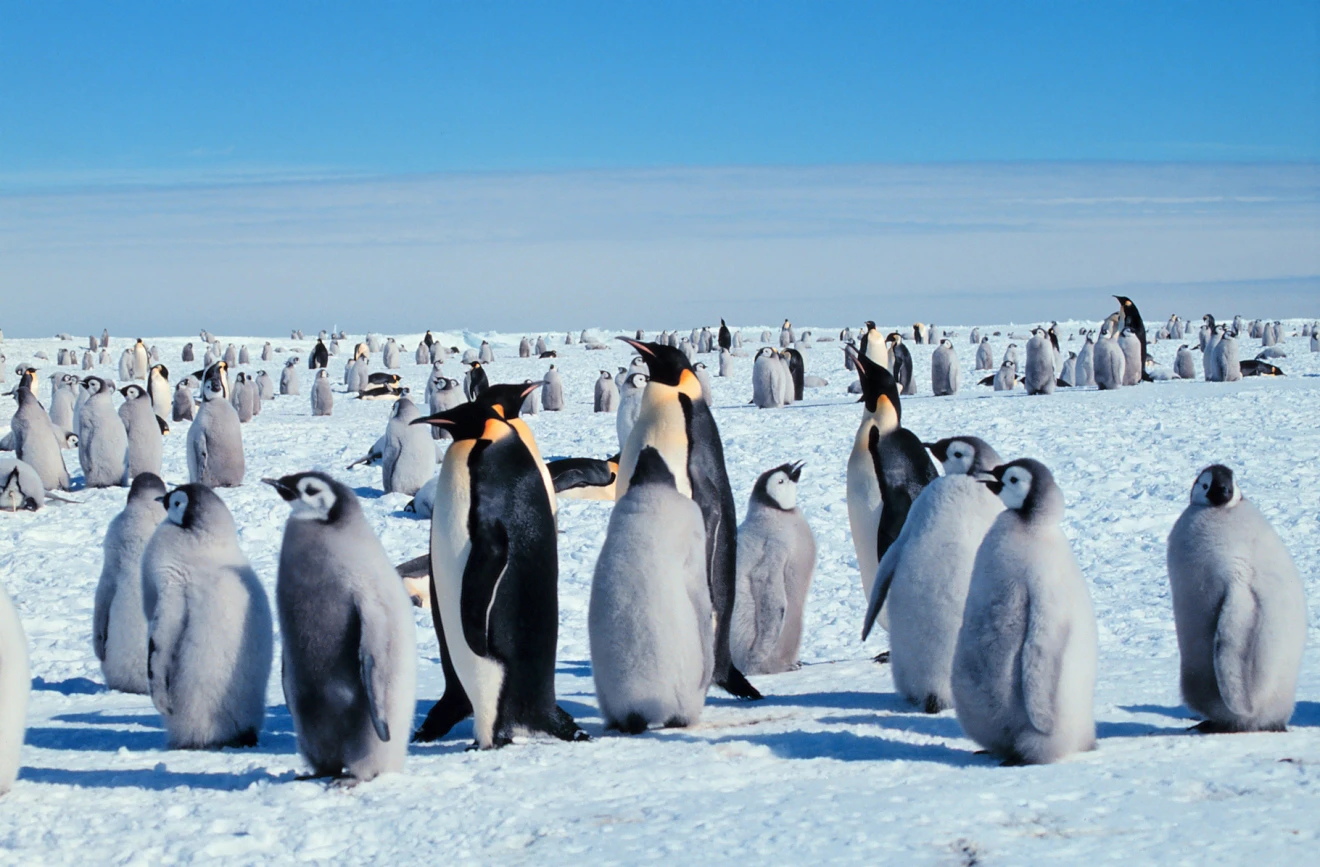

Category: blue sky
[3, 1, 1317, 181]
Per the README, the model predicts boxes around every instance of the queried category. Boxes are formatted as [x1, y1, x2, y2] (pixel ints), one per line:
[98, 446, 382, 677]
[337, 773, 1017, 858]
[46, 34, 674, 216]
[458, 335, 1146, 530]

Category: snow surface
[1, 321, 1318, 865]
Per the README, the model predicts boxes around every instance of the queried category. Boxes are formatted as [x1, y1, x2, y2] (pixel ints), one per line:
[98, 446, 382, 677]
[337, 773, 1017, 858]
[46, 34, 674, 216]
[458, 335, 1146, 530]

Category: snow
[1, 321, 1318, 864]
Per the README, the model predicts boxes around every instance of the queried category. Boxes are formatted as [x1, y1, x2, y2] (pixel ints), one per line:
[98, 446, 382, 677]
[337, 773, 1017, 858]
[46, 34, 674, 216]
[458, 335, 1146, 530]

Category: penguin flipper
[1021, 599, 1067, 736]
[358, 608, 393, 742]
[460, 518, 510, 658]
[1213, 582, 1261, 719]
[718, 666, 763, 701]
[862, 543, 900, 641]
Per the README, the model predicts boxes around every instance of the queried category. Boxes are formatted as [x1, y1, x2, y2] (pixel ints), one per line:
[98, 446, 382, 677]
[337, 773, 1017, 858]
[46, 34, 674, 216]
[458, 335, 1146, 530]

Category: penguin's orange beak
[617, 337, 654, 357]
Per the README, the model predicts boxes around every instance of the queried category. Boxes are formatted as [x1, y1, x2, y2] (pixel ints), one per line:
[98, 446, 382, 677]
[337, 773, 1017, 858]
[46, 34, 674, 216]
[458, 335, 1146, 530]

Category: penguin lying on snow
[0, 457, 77, 511]
[547, 456, 619, 501]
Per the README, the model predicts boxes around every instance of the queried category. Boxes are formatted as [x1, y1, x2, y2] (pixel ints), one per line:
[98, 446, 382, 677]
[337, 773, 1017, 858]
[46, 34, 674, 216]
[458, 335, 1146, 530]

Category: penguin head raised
[751, 461, 805, 511]
[845, 344, 901, 426]
[982, 458, 1062, 521]
[1191, 464, 1239, 508]
[264, 471, 350, 523]
[616, 338, 701, 397]
[925, 437, 1001, 477]
[150, 363, 169, 380]
[412, 399, 510, 442]
[476, 382, 537, 420]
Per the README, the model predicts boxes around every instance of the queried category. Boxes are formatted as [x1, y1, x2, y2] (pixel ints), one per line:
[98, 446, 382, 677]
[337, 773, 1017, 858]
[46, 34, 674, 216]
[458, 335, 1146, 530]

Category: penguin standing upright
[473, 384, 556, 516]
[1024, 330, 1056, 395]
[1092, 333, 1125, 390]
[1118, 329, 1143, 387]
[10, 383, 71, 491]
[93, 473, 167, 693]
[117, 384, 163, 482]
[783, 349, 805, 402]
[731, 461, 816, 675]
[541, 365, 564, 411]
[266, 472, 417, 779]
[752, 347, 787, 409]
[132, 339, 149, 381]
[187, 362, 245, 487]
[1114, 295, 1150, 380]
[594, 371, 620, 412]
[886, 333, 915, 395]
[311, 369, 334, 416]
[952, 459, 1097, 764]
[1214, 332, 1241, 382]
[860, 321, 886, 368]
[172, 378, 196, 422]
[411, 401, 586, 748]
[615, 371, 647, 453]
[280, 357, 300, 395]
[78, 377, 128, 488]
[380, 397, 435, 496]
[145, 364, 171, 423]
[1174, 345, 1197, 379]
[614, 338, 761, 700]
[589, 447, 714, 733]
[309, 338, 329, 370]
[844, 346, 938, 623]
[143, 484, 273, 748]
[1166, 465, 1305, 732]
[0, 579, 28, 795]
[463, 361, 489, 402]
[718, 319, 732, 351]
[1076, 335, 1096, 386]
[930, 339, 960, 396]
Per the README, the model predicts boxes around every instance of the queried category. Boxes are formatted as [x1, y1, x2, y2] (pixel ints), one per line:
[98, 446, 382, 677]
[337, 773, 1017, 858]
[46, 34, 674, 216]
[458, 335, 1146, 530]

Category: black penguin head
[616, 337, 700, 394]
[263, 471, 351, 523]
[161, 483, 231, 532]
[150, 363, 169, 380]
[202, 362, 228, 399]
[599, 370, 612, 379]
[120, 384, 146, 400]
[751, 461, 805, 511]
[412, 400, 508, 441]
[1191, 464, 1239, 508]
[982, 458, 1062, 521]
[83, 376, 110, 395]
[476, 382, 537, 419]
[628, 446, 678, 490]
[924, 437, 1002, 476]
[126, 472, 167, 505]
[845, 344, 901, 424]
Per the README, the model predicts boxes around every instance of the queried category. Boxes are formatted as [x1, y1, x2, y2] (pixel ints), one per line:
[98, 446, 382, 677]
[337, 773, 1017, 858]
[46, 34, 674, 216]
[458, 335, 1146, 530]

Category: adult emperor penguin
[93, 473, 167, 693]
[462, 360, 488, 402]
[931, 339, 960, 396]
[280, 357, 300, 395]
[309, 338, 329, 370]
[143, 484, 273, 748]
[410, 401, 586, 748]
[616, 371, 647, 453]
[132, 339, 149, 381]
[0, 578, 28, 795]
[886, 333, 916, 395]
[782, 349, 805, 402]
[187, 362, 245, 487]
[475, 383, 556, 516]
[172, 378, 196, 422]
[1024, 330, 1056, 395]
[146, 364, 171, 423]
[380, 397, 435, 496]
[859, 321, 887, 368]
[117, 384, 163, 482]
[861, 437, 1003, 712]
[951, 459, 1098, 764]
[78, 376, 128, 488]
[311, 368, 334, 416]
[541, 365, 564, 411]
[589, 446, 714, 732]
[731, 461, 816, 675]
[718, 319, 732, 351]
[594, 370, 620, 413]
[844, 345, 939, 625]
[615, 337, 762, 700]
[1114, 295, 1151, 380]
[266, 472, 417, 779]
[1166, 465, 1306, 732]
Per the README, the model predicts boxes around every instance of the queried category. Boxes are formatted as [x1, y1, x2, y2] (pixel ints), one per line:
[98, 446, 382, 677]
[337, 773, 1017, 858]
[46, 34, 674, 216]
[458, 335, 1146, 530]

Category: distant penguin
[930, 339, 960, 396]
[1076, 335, 1096, 386]
[255, 371, 274, 401]
[81, 351, 94, 370]
[1002, 343, 1019, 367]
[231, 372, 256, 423]
[411, 401, 586, 748]
[172, 379, 196, 422]
[886, 333, 915, 395]
[78, 377, 128, 488]
[118, 384, 163, 482]
[616, 338, 761, 700]
[311, 369, 334, 417]
[222, 344, 238, 368]
[261, 342, 273, 362]
[1203, 326, 1223, 381]
[280, 358, 300, 395]
[238, 345, 251, 366]
[616, 372, 647, 452]
[0, 578, 28, 795]
[861, 437, 1003, 712]
[132, 339, 149, 380]
[463, 361, 488, 402]
[382, 339, 400, 369]
[1312, 330, 1319, 353]
[520, 379, 540, 415]
[718, 347, 733, 377]
[541, 365, 564, 411]
[48, 376, 76, 433]
[187, 363, 245, 487]
[594, 371, 620, 413]
[266, 472, 417, 779]
[1214, 333, 1241, 382]
[731, 461, 816, 675]
[99, 328, 109, 349]
[535, 336, 548, 355]
[143, 484, 273, 749]
[1060, 352, 1077, 386]
[118, 349, 134, 382]
[1118, 329, 1143, 387]
[1174, 345, 1196, 379]
[752, 347, 787, 408]
[478, 340, 494, 363]
[1024, 331, 1056, 395]
[859, 321, 886, 369]
[718, 319, 732, 350]
[381, 398, 434, 496]
[952, 459, 1098, 764]
[146, 364, 171, 423]
[181, 342, 195, 363]
[1092, 334, 1125, 390]
[589, 447, 714, 733]
[972, 337, 993, 372]
[1114, 295, 1151, 381]
[1166, 465, 1306, 733]
[518, 336, 532, 358]
[93, 473, 167, 693]
[310, 339, 329, 369]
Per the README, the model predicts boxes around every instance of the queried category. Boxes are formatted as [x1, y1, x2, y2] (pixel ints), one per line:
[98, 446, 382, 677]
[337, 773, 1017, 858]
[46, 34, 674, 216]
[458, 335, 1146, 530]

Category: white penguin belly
[617, 391, 692, 499]
[846, 420, 883, 599]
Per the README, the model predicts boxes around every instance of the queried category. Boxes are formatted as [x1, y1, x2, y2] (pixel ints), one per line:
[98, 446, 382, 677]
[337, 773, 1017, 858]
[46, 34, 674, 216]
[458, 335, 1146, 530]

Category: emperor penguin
[518, 336, 532, 358]
[1092, 333, 1125, 390]
[280, 357, 300, 395]
[535, 335, 548, 355]
[860, 321, 887, 369]
[428, 376, 463, 438]
[410, 401, 586, 748]
[616, 371, 647, 452]
[132, 339, 149, 380]
[230, 372, 256, 423]
[974, 337, 994, 371]
[187, 362, 245, 487]
[1203, 325, 1223, 381]
[731, 461, 816, 675]
[693, 361, 714, 405]
[475, 384, 557, 515]
[1117, 329, 1143, 387]
[78, 377, 129, 488]
[951, 459, 1098, 764]
[1060, 352, 1077, 386]
[931, 339, 960, 396]
[541, 365, 564, 411]
[146, 364, 171, 423]
[520, 379, 540, 415]
[10, 382, 71, 492]
[181, 342, 195, 363]
[615, 337, 762, 700]
[261, 341, 273, 362]
[172, 378, 196, 422]
[844, 345, 939, 621]
[1166, 465, 1306, 732]
[383, 339, 400, 369]
[1114, 295, 1150, 380]
[380, 397, 435, 496]
[311, 368, 334, 416]
[118, 349, 134, 382]
[255, 371, 274, 401]
[310, 338, 329, 369]
[143, 484, 273, 748]
[238, 345, 251, 366]
[1213, 332, 1241, 382]
[266, 472, 417, 779]
[594, 370, 620, 413]
[752, 347, 787, 408]
[1174, 345, 1196, 379]
[463, 361, 488, 402]
[48, 375, 77, 432]
[1024, 330, 1056, 395]
[861, 437, 1003, 712]
[589, 446, 714, 732]
[1312, 329, 1320, 353]
[718, 319, 732, 351]
[93, 473, 167, 693]
[0, 458, 52, 511]
[1076, 335, 1096, 386]
[224, 345, 240, 368]
[886, 333, 916, 395]
[718, 347, 733, 377]
[1002, 343, 1018, 367]
[0, 578, 28, 795]
[117, 384, 163, 482]
[478, 340, 494, 363]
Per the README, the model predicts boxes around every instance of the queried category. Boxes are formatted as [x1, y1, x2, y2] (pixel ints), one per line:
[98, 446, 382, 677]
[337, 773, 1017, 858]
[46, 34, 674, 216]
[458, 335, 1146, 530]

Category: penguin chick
[10, 385, 71, 491]
[187, 363, 245, 487]
[380, 397, 435, 496]
[77, 376, 128, 488]
[143, 484, 273, 748]
[924, 436, 1002, 477]
[92, 473, 167, 693]
[731, 461, 816, 675]
[266, 472, 417, 780]
[311, 369, 334, 416]
[118, 384, 163, 483]
[951, 459, 1097, 764]
[1166, 465, 1306, 733]
[0, 580, 28, 795]
[589, 447, 714, 733]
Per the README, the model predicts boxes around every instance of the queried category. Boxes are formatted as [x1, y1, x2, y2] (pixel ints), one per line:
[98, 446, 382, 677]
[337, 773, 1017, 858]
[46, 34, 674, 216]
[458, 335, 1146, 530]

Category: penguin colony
[0, 306, 1313, 797]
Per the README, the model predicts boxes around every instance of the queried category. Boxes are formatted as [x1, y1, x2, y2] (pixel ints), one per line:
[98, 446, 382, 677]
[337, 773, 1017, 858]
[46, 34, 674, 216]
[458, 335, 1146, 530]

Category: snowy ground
[1, 318, 1318, 865]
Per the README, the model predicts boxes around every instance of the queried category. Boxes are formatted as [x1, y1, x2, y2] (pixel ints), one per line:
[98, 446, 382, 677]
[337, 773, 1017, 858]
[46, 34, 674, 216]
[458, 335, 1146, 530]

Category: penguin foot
[224, 729, 258, 749]
[923, 695, 944, 715]
[1189, 720, 1237, 735]
[411, 693, 474, 743]
[718, 667, 763, 701]
[663, 716, 690, 729]
[998, 754, 1028, 767]
[546, 705, 590, 742]
[873, 651, 890, 664]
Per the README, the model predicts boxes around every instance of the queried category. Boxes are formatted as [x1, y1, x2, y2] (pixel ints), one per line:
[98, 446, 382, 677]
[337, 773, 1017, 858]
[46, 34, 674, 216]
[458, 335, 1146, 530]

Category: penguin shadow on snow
[664, 728, 976, 766]
[1119, 701, 1320, 730]
[25, 705, 300, 754]
[351, 485, 385, 501]
[19, 765, 292, 791]
[30, 676, 104, 695]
